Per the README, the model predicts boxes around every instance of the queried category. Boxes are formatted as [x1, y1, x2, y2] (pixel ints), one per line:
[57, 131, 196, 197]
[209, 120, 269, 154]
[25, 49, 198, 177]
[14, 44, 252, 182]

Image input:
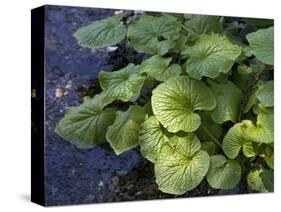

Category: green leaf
[106, 105, 145, 155]
[173, 34, 189, 53]
[201, 141, 217, 155]
[207, 155, 241, 189]
[99, 64, 146, 102]
[247, 168, 273, 192]
[256, 81, 274, 107]
[264, 145, 274, 169]
[246, 27, 274, 65]
[155, 134, 210, 195]
[196, 112, 222, 141]
[139, 116, 169, 163]
[74, 15, 126, 48]
[209, 80, 242, 124]
[140, 55, 182, 81]
[184, 15, 223, 36]
[55, 93, 116, 148]
[242, 110, 274, 144]
[261, 169, 274, 192]
[152, 76, 216, 133]
[222, 123, 253, 159]
[242, 141, 258, 158]
[184, 34, 241, 79]
[243, 91, 258, 113]
[127, 15, 180, 55]
[223, 110, 274, 159]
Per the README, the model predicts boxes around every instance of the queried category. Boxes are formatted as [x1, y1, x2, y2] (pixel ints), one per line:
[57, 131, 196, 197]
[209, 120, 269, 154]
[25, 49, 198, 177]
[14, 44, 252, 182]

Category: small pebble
[98, 181, 104, 187]
[55, 88, 64, 98]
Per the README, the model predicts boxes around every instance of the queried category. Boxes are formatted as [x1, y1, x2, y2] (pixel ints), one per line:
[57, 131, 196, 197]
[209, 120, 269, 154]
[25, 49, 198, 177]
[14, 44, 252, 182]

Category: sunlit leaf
[155, 134, 210, 195]
[139, 116, 169, 162]
[152, 76, 216, 133]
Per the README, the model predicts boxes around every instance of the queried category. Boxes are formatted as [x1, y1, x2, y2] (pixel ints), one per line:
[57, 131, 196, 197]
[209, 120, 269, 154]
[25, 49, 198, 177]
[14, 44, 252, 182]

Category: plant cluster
[55, 12, 274, 195]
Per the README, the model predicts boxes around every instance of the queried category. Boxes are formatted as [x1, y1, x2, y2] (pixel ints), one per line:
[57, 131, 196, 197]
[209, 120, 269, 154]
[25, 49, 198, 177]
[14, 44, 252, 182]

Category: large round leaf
[55, 93, 116, 148]
[256, 81, 274, 107]
[183, 34, 241, 79]
[74, 15, 126, 48]
[155, 134, 210, 195]
[127, 15, 180, 55]
[106, 105, 145, 155]
[140, 55, 182, 81]
[152, 76, 216, 133]
[139, 116, 169, 163]
[246, 27, 274, 65]
[207, 155, 241, 189]
[99, 64, 146, 102]
[209, 80, 242, 124]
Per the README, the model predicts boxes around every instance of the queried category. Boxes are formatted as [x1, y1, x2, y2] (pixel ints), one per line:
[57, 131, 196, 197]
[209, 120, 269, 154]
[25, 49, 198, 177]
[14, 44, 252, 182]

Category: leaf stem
[201, 125, 222, 148]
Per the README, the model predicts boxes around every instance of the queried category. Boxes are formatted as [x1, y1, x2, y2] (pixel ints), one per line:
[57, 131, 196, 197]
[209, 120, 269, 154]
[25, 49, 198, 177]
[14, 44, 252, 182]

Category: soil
[104, 157, 250, 203]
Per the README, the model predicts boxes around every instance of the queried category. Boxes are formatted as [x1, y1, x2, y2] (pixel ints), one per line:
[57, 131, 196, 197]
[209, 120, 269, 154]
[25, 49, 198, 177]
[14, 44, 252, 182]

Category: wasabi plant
[55, 13, 274, 195]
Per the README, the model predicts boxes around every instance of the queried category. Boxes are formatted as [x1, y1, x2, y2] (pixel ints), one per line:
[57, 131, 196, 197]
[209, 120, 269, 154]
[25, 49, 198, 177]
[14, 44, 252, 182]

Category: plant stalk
[201, 125, 222, 148]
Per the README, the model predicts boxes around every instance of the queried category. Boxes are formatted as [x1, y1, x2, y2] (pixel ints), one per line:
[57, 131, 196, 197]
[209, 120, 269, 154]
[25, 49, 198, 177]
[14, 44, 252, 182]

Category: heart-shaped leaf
[106, 105, 145, 155]
[55, 93, 116, 148]
[74, 15, 127, 48]
[246, 27, 274, 65]
[183, 34, 241, 79]
[140, 55, 182, 81]
[152, 76, 216, 133]
[209, 80, 242, 124]
[207, 155, 241, 189]
[155, 133, 210, 195]
[99, 64, 146, 102]
[127, 15, 180, 55]
[139, 116, 169, 163]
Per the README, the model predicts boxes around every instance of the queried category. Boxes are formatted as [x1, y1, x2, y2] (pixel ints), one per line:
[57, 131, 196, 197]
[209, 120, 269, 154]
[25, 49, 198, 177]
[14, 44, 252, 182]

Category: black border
[31, 6, 46, 206]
